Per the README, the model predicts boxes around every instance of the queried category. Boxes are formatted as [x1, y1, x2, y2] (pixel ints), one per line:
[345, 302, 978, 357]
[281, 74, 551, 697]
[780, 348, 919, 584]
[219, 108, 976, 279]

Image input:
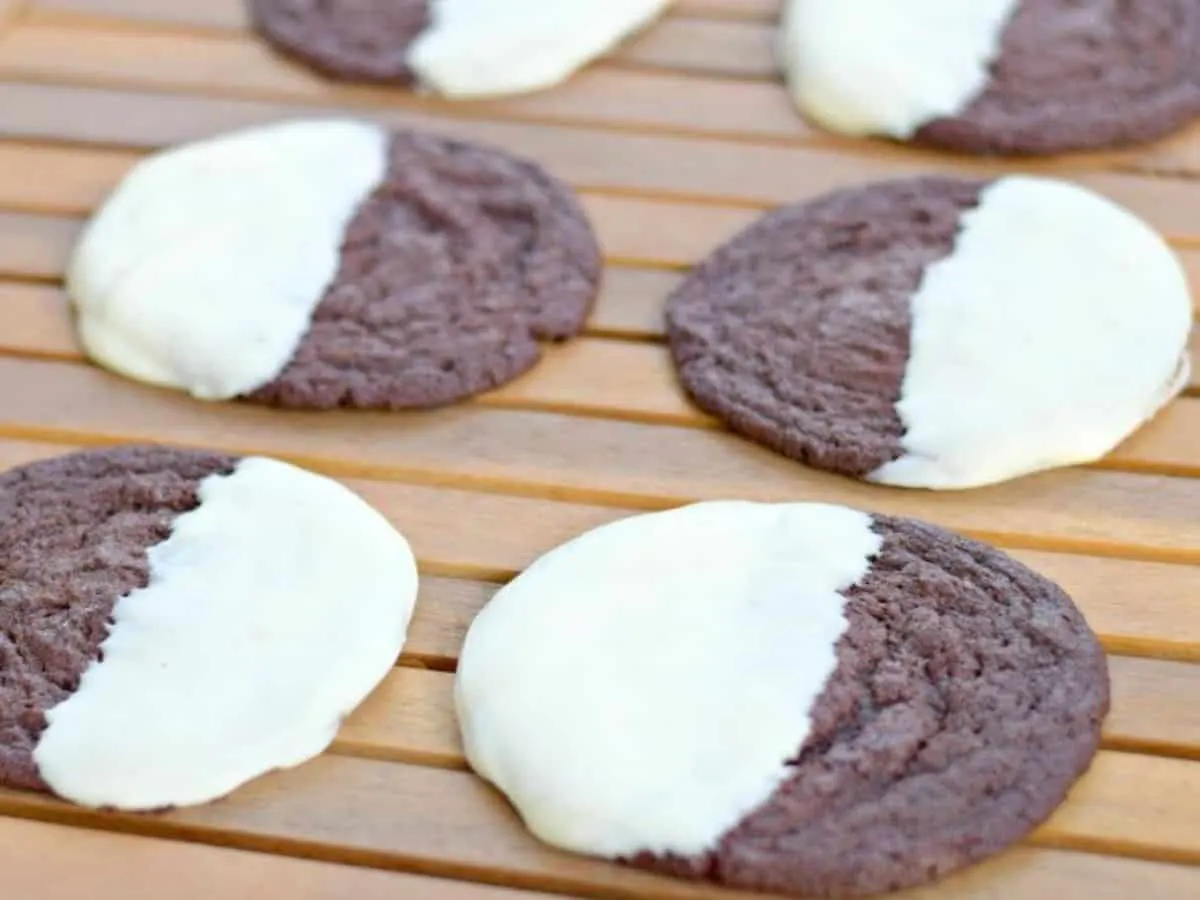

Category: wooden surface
[0, 2, 1198, 898]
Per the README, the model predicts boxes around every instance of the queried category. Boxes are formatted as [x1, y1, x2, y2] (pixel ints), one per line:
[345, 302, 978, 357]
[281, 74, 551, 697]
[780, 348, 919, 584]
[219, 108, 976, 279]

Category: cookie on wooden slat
[248, 0, 674, 98]
[455, 500, 1109, 898]
[781, 0, 1200, 155]
[0, 445, 417, 810]
[67, 119, 600, 410]
[665, 174, 1192, 489]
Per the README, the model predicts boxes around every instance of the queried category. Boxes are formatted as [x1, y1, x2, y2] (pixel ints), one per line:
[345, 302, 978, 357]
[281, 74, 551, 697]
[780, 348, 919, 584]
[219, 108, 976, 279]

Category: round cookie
[780, 0, 1200, 155]
[455, 501, 1109, 898]
[0, 445, 418, 810]
[66, 118, 601, 410]
[249, 0, 674, 98]
[665, 174, 1192, 489]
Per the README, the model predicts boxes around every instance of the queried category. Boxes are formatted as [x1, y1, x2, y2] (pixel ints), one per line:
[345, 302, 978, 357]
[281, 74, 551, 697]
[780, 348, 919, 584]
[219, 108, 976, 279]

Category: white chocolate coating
[34, 456, 418, 810]
[779, 0, 1019, 137]
[455, 501, 881, 857]
[67, 119, 388, 400]
[409, 0, 672, 98]
[871, 175, 1192, 489]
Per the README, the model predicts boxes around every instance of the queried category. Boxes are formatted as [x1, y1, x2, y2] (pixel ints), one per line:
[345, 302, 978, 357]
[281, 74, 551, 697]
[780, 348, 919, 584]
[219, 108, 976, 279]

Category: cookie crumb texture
[0, 446, 235, 793]
[630, 516, 1108, 897]
[248, 0, 430, 84]
[665, 176, 985, 478]
[781, 0, 1200, 155]
[246, 130, 601, 409]
[917, 0, 1200, 154]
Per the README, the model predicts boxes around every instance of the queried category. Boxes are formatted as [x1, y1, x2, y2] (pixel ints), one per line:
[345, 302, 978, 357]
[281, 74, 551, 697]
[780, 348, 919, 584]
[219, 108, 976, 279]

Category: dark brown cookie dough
[0, 446, 236, 794]
[665, 176, 985, 478]
[244, 129, 602, 409]
[914, 0, 1200, 155]
[247, 0, 430, 84]
[629, 515, 1109, 898]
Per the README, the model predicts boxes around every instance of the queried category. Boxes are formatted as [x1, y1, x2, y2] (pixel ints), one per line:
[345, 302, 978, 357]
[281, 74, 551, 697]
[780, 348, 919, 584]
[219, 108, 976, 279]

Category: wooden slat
[335, 667, 460, 769]
[27, 2, 780, 81]
[616, 15, 778, 79]
[0, 210, 72, 279]
[6, 138, 1200, 301]
[0, 0, 21, 27]
[335, 657, 1200, 771]
[29, 0, 781, 32]
[0, 364, 1194, 565]
[0, 25, 818, 142]
[1, 219, 1196, 477]
[0, 751, 1196, 882]
[1, 276, 1197, 474]
[16, 9, 1200, 182]
[31, 0, 248, 30]
[3, 90, 1200, 248]
[1105, 657, 1200, 758]
[0, 34, 1159, 182]
[0, 199, 746, 276]
[0, 816, 555, 900]
[0, 435, 1194, 662]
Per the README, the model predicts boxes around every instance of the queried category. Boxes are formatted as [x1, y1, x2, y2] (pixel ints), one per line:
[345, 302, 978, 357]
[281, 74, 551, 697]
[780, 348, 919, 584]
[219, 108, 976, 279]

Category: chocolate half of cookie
[782, 0, 1200, 155]
[665, 174, 1192, 489]
[67, 118, 601, 411]
[247, 0, 430, 84]
[249, 0, 673, 99]
[0, 445, 418, 811]
[454, 500, 1110, 898]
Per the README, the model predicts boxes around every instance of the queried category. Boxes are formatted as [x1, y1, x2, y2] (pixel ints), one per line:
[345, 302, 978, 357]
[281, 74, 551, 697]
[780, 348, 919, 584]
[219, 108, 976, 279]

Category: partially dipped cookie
[780, 0, 1200, 155]
[249, 0, 673, 98]
[67, 118, 601, 409]
[455, 501, 1109, 898]
[666, 174, 1192, 489]
[0, 445, 417, 810]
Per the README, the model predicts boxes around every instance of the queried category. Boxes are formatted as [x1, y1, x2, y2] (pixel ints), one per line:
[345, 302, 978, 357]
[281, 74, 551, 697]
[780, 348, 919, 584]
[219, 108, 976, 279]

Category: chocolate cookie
[781, 0, 1200, 155]
[455, 501, 1109, 898]
[0, 445, 418, 810]
[67, 119, 601, 410]
[665, 174, 1191, 489]
[248, 0, 673, 99]
[247, 0, 430, 85]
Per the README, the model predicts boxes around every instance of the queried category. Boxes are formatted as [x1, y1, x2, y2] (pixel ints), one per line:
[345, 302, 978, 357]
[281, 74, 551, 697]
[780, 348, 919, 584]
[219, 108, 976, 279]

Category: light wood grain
[0, 816, 559, 900]
[0, 436, 1194, 662]
[0, 275, 1196, 475]
[27, 2, 779, 81]
[28, 0, 780, 31]
[0, 210, 72, 279]
[0, 750, 1195, 882]
[617, 15, 778, 79]
[4, 68, 1200, 225]
[0, 364, 1197, 565]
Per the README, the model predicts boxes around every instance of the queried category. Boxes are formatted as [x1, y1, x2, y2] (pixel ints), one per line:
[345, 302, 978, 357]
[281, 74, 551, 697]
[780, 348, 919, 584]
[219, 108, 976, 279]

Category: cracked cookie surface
[916, 0, 1200, 154]
[665, 176, 985, 478]
[629, 514, 1109, 897]
[0, 446, 236, 792]
[245, 129, 602, 409]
